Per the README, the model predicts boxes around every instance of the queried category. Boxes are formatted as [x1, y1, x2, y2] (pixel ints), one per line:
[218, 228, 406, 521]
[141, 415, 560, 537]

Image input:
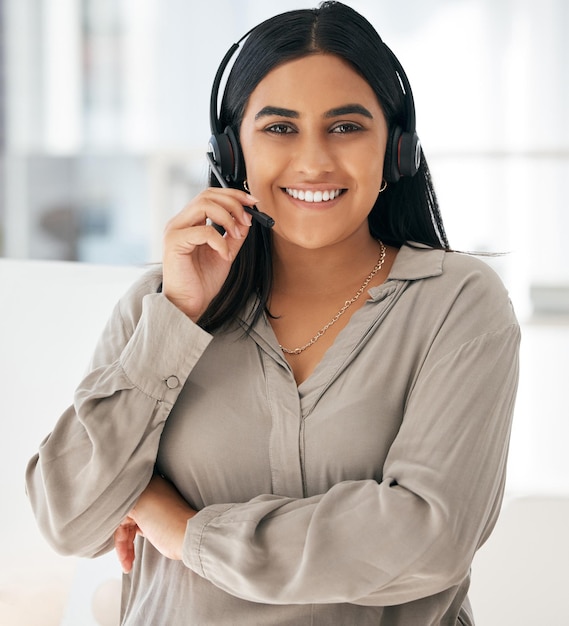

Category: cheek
[240, 136, 269, 186]
[356, 152, 386, 197]
[241, 160, 276, 194]
[241, 146, 284, 193]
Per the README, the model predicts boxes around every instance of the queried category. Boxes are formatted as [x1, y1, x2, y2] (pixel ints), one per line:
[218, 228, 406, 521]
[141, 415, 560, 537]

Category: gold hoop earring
[379, 179, 388, 193]
[243, 180, 250, 193]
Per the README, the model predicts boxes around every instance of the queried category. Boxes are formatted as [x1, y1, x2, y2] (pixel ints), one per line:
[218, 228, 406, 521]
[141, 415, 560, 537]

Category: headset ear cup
[383, 125, 402, 183]
[398, 131, 421, 177]
[224, 126, 246, 184]
[208, 132, 234, 181]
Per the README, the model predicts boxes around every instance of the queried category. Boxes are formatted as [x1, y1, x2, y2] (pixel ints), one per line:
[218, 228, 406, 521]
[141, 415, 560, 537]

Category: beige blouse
[26, 244, 520, 625]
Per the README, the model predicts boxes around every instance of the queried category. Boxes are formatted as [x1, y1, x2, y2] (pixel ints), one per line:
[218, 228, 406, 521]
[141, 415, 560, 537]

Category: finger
[114, 520, 138, 574]
[174, 202, 249, 241]
[199, 200, 251, 239]
[201, 188, 259, 226]
[114, 528, 134, 572]
[169, 190, 256, 232]
[164, 222, 237, 262]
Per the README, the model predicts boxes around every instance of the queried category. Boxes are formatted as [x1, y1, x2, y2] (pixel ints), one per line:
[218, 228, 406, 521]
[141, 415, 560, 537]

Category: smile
[284, 188, 344, 203]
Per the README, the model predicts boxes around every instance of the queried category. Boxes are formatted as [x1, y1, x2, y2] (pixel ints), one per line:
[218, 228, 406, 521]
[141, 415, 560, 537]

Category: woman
[26, 3, 520, 624]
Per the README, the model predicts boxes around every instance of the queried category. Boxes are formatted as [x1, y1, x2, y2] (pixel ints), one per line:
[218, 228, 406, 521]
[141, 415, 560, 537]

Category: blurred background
[1, 0, 569, 311]
[0, 0, 568, 624]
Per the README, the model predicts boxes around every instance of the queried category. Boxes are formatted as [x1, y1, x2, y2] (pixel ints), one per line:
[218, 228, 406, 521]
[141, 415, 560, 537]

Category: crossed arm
[114, 474, 196, 573]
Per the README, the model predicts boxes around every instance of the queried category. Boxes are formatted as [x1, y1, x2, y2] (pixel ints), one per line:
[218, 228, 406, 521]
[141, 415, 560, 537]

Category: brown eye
[266, 123, 295, 134]
[331, 123, 362, 134]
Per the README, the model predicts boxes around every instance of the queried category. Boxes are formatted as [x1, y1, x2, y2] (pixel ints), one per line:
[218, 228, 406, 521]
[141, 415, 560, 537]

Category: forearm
[123, 475, 197, 567]
[181, 481, 468, 606]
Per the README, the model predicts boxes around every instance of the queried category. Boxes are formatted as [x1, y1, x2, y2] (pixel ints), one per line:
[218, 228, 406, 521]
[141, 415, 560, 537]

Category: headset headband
[381, 44, 417, 137]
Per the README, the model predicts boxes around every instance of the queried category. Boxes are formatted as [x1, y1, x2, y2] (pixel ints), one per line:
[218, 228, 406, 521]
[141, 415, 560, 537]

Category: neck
[271, 233, 383, 297]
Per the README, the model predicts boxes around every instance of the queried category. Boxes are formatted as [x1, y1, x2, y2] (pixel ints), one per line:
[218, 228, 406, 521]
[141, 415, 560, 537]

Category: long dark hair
[199, 1, 449, 332]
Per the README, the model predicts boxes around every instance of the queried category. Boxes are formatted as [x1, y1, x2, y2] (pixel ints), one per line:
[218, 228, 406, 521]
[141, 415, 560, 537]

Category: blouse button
[165, 375, 180, 389]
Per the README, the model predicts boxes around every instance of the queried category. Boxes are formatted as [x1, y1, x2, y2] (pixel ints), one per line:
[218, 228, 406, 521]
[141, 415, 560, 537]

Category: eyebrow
[254, 103, 373, 120]
[255, 106, 298, 120]
[325, 104, 373, 119]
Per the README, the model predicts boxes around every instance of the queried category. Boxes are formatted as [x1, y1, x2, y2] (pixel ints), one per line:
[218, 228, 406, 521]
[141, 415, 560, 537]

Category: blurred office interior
[0, 1, 568, 624]
[1, 0, 568, 300]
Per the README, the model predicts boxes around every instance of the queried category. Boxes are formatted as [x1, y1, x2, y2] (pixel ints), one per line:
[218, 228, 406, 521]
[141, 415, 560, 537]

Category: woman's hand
[114, 475, 196, 574]
[162, 187, 258, 320]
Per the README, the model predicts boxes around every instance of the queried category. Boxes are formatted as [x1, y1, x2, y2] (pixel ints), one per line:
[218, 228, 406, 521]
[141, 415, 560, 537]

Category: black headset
[381, 44, 422, 183]
[208, 28, 421, 186]
[208, 31, 252, 186]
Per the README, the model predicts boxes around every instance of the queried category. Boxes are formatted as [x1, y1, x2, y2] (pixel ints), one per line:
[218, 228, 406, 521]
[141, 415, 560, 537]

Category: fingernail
[247, 194, 260, 203]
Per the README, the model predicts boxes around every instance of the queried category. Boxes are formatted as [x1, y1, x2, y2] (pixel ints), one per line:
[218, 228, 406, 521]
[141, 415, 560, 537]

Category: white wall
[0, 259, 144, 625]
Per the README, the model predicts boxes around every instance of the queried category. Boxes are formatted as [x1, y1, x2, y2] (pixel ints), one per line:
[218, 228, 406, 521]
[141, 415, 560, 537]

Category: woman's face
[239, 53, 388, 249]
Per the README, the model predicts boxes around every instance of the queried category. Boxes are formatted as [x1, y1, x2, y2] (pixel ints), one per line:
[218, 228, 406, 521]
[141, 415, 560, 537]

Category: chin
[273, 227, 349, 251]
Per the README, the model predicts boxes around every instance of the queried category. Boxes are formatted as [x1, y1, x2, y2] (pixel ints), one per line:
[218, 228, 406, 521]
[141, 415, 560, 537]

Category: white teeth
[285, 188, 342, 203]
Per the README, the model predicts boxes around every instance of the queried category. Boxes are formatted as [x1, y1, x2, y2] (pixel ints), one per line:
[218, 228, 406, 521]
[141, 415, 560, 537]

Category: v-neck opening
[296, 283, 401, 400]
[248, 281, 403, 403]
[238, 243, 447, 402]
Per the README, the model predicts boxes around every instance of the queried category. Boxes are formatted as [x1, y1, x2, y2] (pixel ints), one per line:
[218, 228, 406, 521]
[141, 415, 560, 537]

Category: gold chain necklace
[279, 240, 387, 355]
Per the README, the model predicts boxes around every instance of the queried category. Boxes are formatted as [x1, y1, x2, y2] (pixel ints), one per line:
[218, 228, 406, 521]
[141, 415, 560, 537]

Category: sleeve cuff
[182, 504, 236, 577]
[120, 292, 213, 401]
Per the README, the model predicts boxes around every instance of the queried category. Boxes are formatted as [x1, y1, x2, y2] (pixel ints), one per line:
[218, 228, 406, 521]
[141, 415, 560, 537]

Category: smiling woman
[25, 2, 520, 625]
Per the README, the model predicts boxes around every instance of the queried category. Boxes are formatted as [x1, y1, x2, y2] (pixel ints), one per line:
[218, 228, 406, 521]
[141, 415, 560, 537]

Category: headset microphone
[206, 152, 275, 229]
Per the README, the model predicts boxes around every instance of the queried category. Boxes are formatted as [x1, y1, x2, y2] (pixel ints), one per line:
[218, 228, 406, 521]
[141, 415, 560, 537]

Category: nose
[291, 132, 335, 177]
